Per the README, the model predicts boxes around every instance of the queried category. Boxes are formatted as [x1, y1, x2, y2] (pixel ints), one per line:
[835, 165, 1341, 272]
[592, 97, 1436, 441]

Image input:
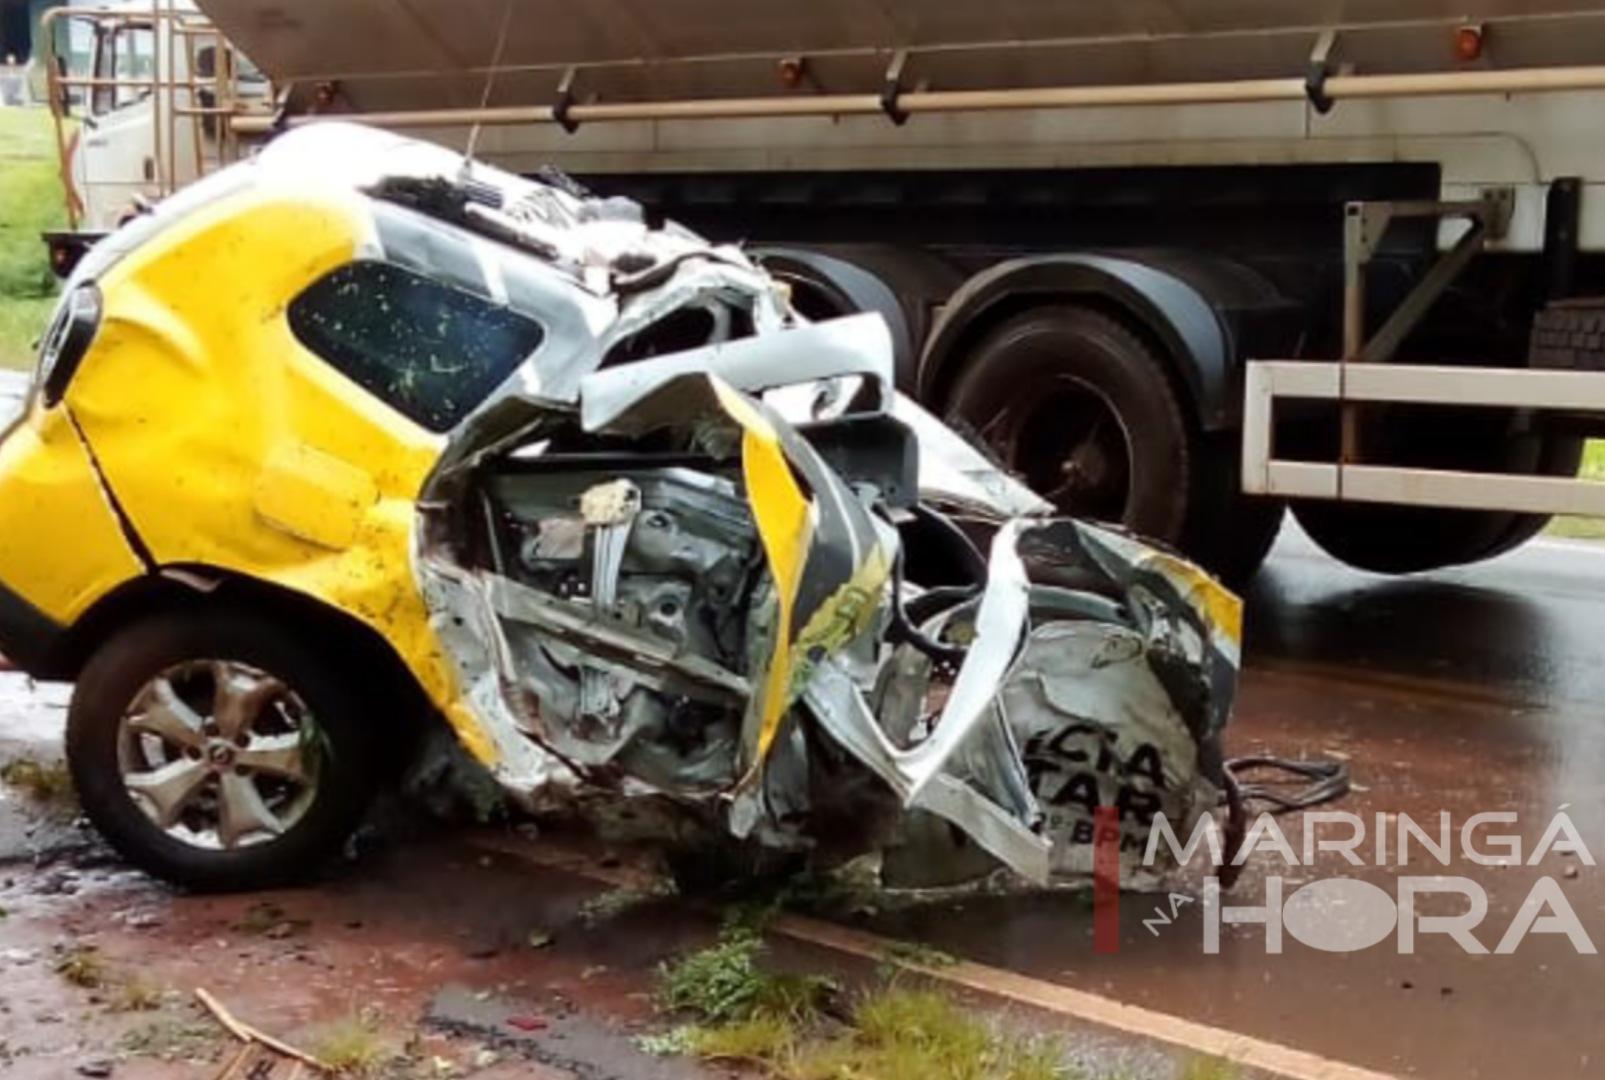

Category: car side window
[288, 260, 545, 432]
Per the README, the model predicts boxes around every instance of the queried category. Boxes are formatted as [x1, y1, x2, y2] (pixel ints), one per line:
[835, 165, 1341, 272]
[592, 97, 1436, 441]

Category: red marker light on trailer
[1456, 24, 1485, 63]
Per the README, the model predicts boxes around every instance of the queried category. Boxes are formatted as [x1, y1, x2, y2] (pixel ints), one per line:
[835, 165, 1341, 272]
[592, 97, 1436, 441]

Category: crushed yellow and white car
[0, 125, 1241, 891]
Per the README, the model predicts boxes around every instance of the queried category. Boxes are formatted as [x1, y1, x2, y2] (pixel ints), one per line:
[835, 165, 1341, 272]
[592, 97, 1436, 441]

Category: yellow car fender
[60, 184, 499, 764]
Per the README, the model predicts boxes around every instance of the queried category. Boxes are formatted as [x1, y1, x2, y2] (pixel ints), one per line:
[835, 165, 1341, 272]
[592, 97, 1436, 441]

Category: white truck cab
[43, 0, 269, 265]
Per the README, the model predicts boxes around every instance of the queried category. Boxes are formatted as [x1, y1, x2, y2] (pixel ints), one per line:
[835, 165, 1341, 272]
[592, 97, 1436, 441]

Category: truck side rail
[235, 63, 1605, 136]
[1242, 361, 1605, 516]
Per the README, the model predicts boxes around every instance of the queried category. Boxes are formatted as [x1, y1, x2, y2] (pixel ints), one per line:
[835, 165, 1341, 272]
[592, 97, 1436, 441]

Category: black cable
[1224, 755, 1351, 813]
[1216, 755, 1351, 884]
[887, 550, 972, 666]
[908, 504, 989, 585]
[1219, 767, 1249, 890]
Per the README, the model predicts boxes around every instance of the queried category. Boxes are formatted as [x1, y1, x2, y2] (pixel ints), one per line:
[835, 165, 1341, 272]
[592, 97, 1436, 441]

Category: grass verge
[1546, 439, 1605, 540]
[647, 923, 1071, 1080]
[1, 755, 75, 804]
[54, 944, 108, 989]
[0, 107, 66, 370]
[0, 294, 52, 370]
[305, 1007, 400, 1076]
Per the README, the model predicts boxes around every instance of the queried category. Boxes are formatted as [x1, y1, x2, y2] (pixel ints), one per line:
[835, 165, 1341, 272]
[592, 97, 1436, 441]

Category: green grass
[1546, 440, 1605, 540]
[657, 924, 834, 1026]
[1178, 1057, 1241, 1080]
[650, 927, 1071, 1079]
[54, 944, 108, 989]
[0, 755, 74, 803]
[0, 107, 67, 370]
[675, 985, 1071, 1080]
[305, 1007, 398, 1076]
[0, 295, 55, 369]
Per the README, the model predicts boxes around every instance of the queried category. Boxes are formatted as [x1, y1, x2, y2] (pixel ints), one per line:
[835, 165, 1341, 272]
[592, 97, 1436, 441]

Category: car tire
[67, 610, 378, 892]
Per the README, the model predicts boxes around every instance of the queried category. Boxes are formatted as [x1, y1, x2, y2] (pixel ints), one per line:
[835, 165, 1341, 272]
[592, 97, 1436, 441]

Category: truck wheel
[947, 307, 1191, 538]
[1191, 434, 1286, 584]
[945, 306, 1282, 584]
[1293, 432, 1583, 573]
[1530, 298, 1605, 371]
[1466, 432, 1586, 561]
[754, 244, 961, 389]
[67, 611, 378, 892]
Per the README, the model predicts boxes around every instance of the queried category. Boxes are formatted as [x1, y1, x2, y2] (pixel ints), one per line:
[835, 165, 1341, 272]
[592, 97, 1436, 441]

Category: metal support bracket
[553, 66, 579, 134]
[1342, 193, 1512, 362]
[1305, 29, 1338, 114]
[881, 49, 911, 125]
[1336, 192, 1511, 465]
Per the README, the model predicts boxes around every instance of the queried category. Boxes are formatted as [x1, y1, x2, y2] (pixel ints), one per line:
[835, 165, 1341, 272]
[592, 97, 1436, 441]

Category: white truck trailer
[40, 0, 1605, 581]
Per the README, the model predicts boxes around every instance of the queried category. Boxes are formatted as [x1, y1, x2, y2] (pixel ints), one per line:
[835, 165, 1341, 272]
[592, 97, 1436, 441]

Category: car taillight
[38, 284, 102, 408]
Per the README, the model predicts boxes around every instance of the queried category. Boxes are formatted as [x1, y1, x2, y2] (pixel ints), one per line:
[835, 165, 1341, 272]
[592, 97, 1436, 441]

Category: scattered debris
[76, 1058, 115, 1077]
[195, 987, 332, 1077]
[232, 902, 311, 938]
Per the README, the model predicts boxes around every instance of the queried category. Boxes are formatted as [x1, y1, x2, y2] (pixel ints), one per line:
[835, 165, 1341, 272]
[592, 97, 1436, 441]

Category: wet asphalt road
[1247, 520, 1605, 710]
[868, 521, 1605, 1079]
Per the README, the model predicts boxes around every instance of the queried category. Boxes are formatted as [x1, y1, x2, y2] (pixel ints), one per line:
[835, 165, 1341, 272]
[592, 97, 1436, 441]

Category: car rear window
[288, 260, 544, 432]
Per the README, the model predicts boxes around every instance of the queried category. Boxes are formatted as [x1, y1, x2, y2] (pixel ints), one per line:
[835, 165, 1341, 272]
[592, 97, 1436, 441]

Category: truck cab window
[91, 23, 154, 116]
[288, 260, 545, 432]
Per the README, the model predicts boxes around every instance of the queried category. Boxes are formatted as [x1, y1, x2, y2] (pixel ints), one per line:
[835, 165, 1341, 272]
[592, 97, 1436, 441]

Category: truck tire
[1531, 298, 1605, 371]
[1290, 314, 1587, 574]
[1293, 429, 1583, 574]
[67, 610, 379, 892]
[753, 244, 961, 390]
[948, 307, 1189, 534]
[1192, 434, 1287, 585]
[945, 306, 1283, 584]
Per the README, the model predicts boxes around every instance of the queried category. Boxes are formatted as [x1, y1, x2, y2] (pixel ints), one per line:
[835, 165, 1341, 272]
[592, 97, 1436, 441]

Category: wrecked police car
[0, 125, 1241, 892]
